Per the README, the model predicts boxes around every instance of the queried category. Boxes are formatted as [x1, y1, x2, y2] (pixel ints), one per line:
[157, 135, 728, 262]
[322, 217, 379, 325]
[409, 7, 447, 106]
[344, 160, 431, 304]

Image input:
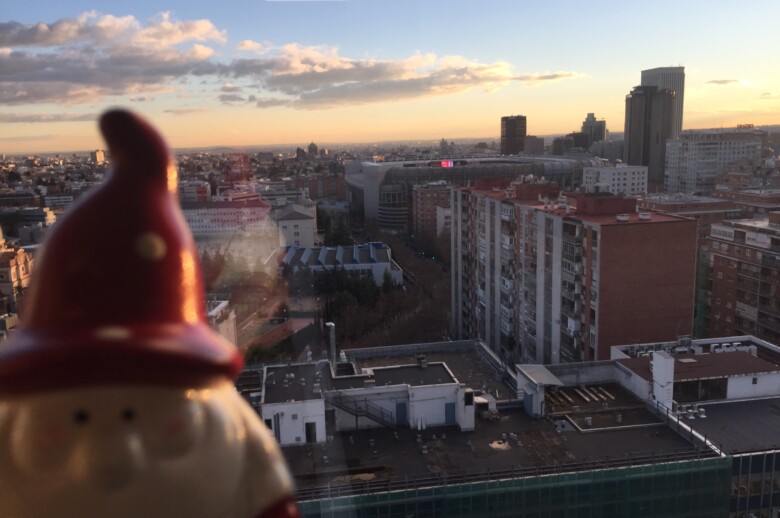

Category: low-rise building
[181, 199, 274, 238]
[281, 242, 403, 287]
[582, 165, 648, 196]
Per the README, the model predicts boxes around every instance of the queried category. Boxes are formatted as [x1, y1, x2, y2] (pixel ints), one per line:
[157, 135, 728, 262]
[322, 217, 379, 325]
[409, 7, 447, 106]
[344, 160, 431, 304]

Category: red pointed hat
[0, 110, 243, 395]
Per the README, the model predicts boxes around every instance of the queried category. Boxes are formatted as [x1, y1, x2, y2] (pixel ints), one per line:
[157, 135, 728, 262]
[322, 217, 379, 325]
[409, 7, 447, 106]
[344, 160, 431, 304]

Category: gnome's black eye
[121, 408, 136, 422]
[73, 410, 90, 425]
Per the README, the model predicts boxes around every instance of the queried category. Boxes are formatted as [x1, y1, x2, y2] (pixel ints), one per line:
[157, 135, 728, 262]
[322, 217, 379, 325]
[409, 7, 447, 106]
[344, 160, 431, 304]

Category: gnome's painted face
[0, 381, 293, 518]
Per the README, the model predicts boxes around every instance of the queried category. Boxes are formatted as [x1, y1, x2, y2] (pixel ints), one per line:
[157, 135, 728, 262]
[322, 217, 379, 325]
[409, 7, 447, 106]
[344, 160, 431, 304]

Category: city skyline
[2, 0, 780, 153]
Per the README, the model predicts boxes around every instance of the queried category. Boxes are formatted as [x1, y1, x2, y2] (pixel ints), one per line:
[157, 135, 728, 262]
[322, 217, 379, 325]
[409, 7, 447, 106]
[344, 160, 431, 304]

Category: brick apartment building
[452, 180, 697, 363]
[411, 182, 450, 238]
[705, 212, 780, 344]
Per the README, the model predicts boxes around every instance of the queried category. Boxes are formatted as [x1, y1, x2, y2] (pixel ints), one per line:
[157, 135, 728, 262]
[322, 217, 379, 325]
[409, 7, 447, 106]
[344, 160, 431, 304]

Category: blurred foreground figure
[0, 110, 299, 518]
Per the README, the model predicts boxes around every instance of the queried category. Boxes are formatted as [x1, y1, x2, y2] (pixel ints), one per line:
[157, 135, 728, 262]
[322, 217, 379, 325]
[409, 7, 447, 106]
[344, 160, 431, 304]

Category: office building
[500, 115, 527, 155]
[641, 66, 685, 139]
[705, 212, 780, 344]
[665, 128, 767, 194]
[451, 182, 697, 363]
[581, 113, 607, 143]
[624, 85, 675, 191]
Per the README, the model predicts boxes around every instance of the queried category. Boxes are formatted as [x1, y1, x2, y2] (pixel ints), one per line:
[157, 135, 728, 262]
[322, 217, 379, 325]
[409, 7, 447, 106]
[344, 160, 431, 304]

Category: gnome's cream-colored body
[0, 382, 294, 518]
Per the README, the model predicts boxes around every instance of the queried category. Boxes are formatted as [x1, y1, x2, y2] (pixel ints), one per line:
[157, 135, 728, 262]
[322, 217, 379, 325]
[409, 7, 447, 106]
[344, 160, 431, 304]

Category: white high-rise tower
[641, 66, 685, 139]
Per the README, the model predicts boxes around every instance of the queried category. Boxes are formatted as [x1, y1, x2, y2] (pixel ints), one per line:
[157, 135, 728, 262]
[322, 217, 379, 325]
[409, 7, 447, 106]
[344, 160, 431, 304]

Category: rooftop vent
[638, 212, 652, 221]
[616, 213, 630, 222]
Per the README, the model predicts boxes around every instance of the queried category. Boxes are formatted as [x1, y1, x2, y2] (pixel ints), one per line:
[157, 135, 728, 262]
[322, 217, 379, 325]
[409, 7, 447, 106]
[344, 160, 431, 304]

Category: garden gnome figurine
[0, 110, 299, 518]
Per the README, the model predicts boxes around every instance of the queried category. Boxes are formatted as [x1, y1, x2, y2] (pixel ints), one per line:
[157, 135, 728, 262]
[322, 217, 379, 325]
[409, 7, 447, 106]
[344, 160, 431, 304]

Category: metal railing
[324, 392, 395, 428]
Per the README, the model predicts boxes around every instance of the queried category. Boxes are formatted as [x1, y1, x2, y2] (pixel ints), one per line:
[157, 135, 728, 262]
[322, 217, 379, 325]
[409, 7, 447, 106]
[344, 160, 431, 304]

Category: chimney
[417, 354, 428, 369]
[326, 322, 336, 364]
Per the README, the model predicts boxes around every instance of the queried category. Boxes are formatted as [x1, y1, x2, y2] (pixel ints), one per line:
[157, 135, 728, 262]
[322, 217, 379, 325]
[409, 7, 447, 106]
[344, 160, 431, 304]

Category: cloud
[707, 79, 739, 85]
[0, 112, 96, 123]
[219, 93, 246, 103]
[164, 108, 209, 116]
[1, 13, 579, 110]
[237, 39, 270, 54]
[0, 11, 224, 105]
[760, 92, 780, 100]
[225, 45, 578, 109]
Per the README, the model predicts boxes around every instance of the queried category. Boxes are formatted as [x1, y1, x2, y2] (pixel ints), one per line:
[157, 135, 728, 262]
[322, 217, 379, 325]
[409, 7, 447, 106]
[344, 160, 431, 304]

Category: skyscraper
[641, 66, 685, 139]
[581, 113, 606, 144]
[500, 115, 526, 155]
[623, 85, 674, 191]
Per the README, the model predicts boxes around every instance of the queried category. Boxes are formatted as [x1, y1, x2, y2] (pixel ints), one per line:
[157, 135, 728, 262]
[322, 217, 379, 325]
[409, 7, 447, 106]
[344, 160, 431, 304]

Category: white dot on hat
[135, 232, 167, 261]
[94, 326, 131, 340]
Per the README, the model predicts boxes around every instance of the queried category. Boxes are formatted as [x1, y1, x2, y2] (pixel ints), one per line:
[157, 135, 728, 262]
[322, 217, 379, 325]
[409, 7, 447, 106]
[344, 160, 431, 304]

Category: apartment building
[451, 181, 697, 364]
[411, 182, 450, 238]
[706, 212, 780, 344]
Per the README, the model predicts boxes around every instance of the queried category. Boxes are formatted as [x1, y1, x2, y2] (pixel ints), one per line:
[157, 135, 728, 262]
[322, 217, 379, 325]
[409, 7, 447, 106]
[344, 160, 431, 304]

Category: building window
[752, 377, 758, 385]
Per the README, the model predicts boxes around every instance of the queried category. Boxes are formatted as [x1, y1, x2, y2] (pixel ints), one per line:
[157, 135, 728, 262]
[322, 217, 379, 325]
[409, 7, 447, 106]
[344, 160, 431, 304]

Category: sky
[1, 0, 780, 154]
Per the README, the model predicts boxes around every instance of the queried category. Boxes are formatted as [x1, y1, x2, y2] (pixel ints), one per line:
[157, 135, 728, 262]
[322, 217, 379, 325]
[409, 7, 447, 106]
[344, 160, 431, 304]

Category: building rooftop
[274, 209, 314, 221]
[181, 199, 269, 209]
[617, 351, 780, 382]
[283, 243, 395, 269]
[687, 397, 780, 454]
[347, 341, 512, 399]
[287, 406, 708, 497]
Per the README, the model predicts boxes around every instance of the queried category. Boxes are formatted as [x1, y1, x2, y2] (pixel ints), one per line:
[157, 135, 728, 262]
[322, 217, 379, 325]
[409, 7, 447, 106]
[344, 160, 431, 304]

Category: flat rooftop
[286, 407, 707, 498]
[617, 351, 780, 382]
[688, 397, 780, 454]
[352, 347, 511, 399]
[262, 361, 457, 404]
